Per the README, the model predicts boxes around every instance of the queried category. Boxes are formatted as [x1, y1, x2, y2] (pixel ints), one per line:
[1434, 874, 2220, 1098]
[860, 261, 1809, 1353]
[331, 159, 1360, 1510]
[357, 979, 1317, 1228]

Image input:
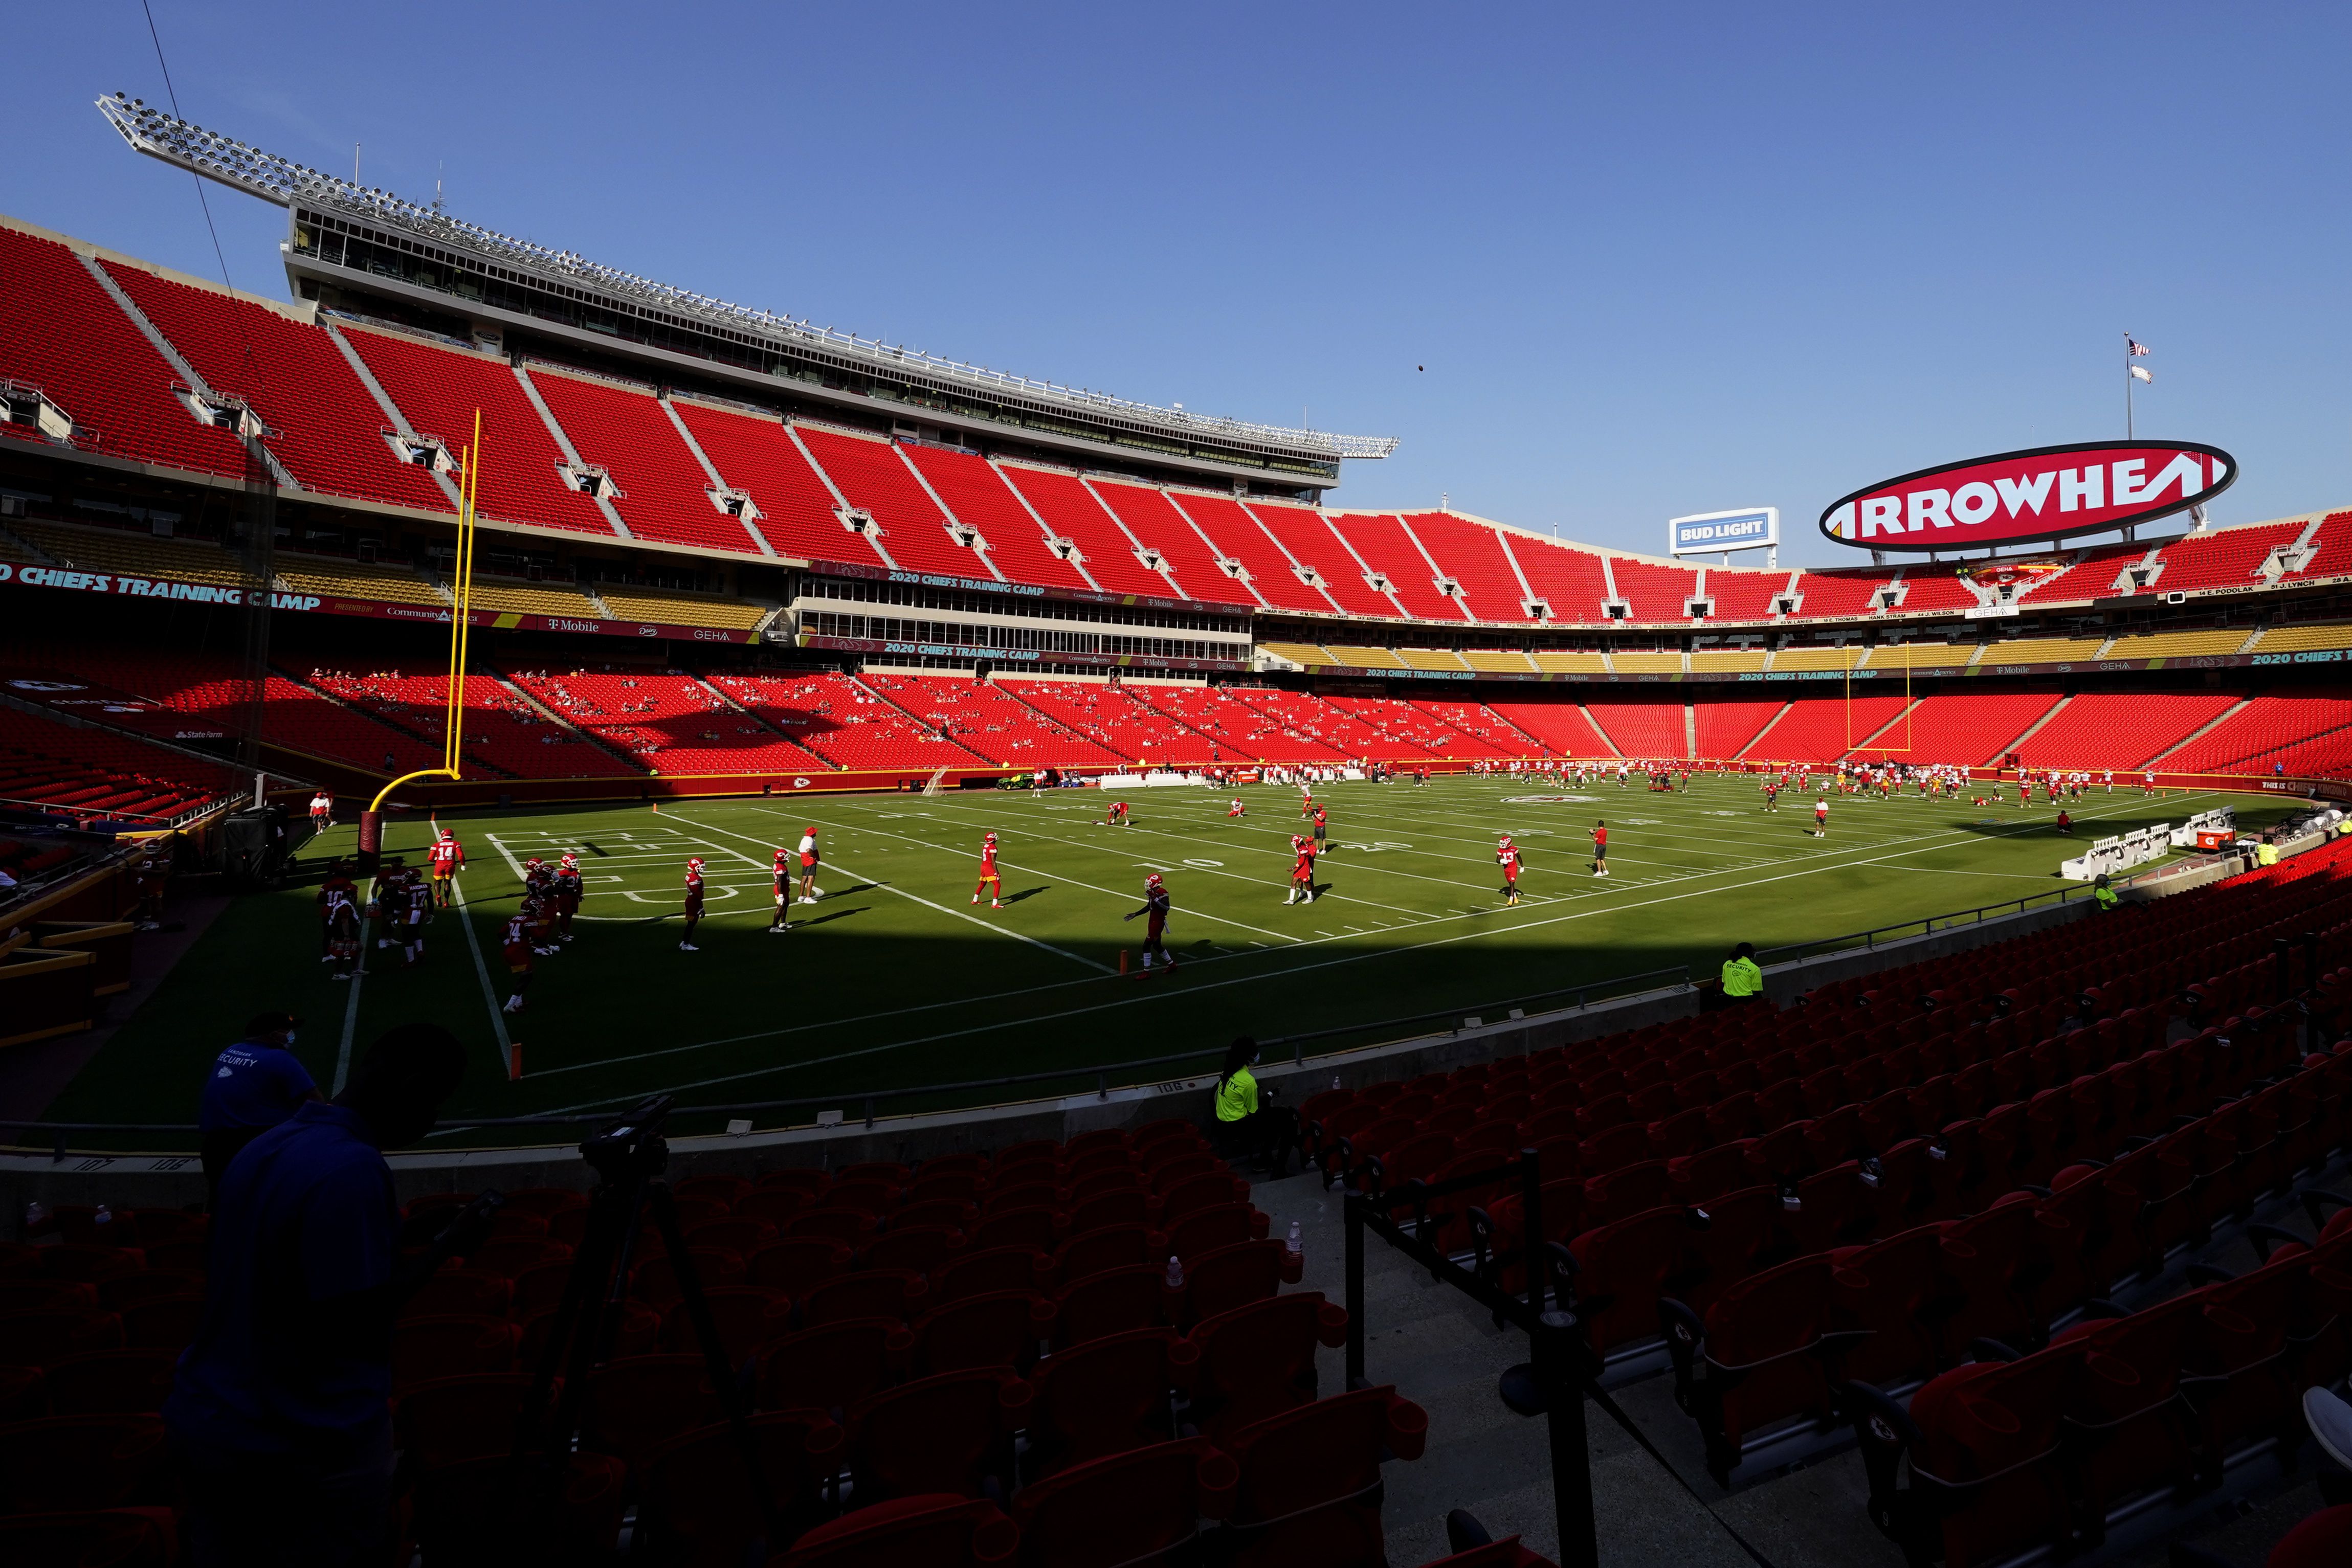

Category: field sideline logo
[1502, 794, 1602, 804]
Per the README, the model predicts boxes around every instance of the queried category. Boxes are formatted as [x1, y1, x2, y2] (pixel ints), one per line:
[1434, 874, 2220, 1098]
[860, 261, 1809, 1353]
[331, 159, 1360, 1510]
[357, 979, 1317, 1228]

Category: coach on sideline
[1720, 943, 1766, 1005]
[166, 1023, 477, 1566]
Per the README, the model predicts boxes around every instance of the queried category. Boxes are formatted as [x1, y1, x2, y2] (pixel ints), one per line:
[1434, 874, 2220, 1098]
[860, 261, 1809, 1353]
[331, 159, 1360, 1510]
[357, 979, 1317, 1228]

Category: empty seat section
[670, 402, 890, 566]
[1245, 504, 1400, 618]
[1852, 690, 2060, 764]
[1324, 698, 1510, 758]
[1135, 686, 1342, 764]
[1324, 514, 1463, 621]
[1788, 571, 1887, 618]
[1486, 700, 1616, 754]
[595, 587, 771, 631]
[1889, 570, 1976, 612]
[1409, 700, 1549, 755]
[500, 667, 825, 775]
[272, 552, 450, 607]
[794, 429, 991, 580]
[526, 373, 757, 554]
[2014, 544, 2144, 604]
[1977, 634, 2110, 667]
[1169, 493, 1326, 614]
[1704, 570, 1786, 621]
[2150, 521, 2303, 592]
[0, 705, 237, 822]
[2017, 691, 2236, 770]
[996, 467, 1178, 597]
[2102, 627, 2257, 660]
[1000, 681, 1233, 766]
[859, 674, 1123, 768]
[1607, 557, 1699, 623]
[1401, 513, 1531, 623]
[705, 671, 988, 770]
[1503, 538, 1610, 623]
[1582, 697, 1685, 758]
[1693, 699, 1786, 758]
[897, 446, 1090, 592]
[101, 263, 450, 512]
[2294, 510, 2352, 578]
[304, 666, 640, 778]
[1225, 690, 1385, 759]
[341, 329, 614, 536]
[2159, 689, 2352, 775]
[0, 226, 249, 478]
[1743, 695, 1909, 760]
[1087, 482, 1253, 608]
[35, 647, 439, 775]
[9, 520, 252, 588]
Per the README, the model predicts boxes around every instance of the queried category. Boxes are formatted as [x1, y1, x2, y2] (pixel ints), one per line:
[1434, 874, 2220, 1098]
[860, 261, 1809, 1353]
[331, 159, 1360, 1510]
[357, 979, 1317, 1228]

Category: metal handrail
[1749, 885, 2083, 966]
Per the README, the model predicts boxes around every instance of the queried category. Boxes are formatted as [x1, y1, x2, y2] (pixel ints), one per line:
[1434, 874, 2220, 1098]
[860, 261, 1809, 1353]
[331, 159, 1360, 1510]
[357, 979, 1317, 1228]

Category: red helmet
[687, 857, 705, 873]
[439, 828, 454, 841]
[985, 832, 998, 844]
[1145, 872, 1164, 889]
[1498, 835, 1513, 849]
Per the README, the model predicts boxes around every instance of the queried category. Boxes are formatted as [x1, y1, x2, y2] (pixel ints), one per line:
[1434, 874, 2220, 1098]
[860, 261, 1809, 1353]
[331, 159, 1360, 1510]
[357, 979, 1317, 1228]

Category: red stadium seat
[773, 1493, 1018, 1568]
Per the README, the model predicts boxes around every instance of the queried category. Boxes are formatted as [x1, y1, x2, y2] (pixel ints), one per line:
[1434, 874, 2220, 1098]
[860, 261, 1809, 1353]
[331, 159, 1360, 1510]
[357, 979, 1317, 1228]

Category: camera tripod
[504, 1095, 786, 1550]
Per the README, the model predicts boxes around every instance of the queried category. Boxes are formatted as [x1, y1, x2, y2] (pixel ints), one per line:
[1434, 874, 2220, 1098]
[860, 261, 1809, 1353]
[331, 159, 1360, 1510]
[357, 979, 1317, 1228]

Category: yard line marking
[521, 790, 2224, 1092]
[331, 909, 368, 1095]
[451, 870, 513, 1060]
[666, 814, 1113, 973]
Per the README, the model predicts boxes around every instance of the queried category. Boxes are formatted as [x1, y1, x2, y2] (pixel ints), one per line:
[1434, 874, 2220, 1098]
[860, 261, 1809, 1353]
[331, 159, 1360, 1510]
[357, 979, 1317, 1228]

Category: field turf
[40, 774, 2297, 1145]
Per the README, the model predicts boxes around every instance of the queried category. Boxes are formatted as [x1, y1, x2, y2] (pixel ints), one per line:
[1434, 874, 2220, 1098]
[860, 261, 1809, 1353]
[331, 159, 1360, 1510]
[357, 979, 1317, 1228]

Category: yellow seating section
[1862, 642, 1959, 668]
[460, 579, 603, 617]
[1529, 651, 1608, 673]
[273, 554, 448, 607]
[1610, 651, 1683, 674]
[13, 521, 251, 587]
[1397, 648, 1470, 671]
[2102, 628, 2257, 660]
[1257, 642, 1334, 667]
[1327, 645, 1409, 669]
[1770, 645, 1867, 671]
[2248, 622, 2352, 654]
[1689, 647, 1768, 672]
[1980, 636, 2113, 665]
[597, 588, 770, 630]
[1460, 649, 1537, 673]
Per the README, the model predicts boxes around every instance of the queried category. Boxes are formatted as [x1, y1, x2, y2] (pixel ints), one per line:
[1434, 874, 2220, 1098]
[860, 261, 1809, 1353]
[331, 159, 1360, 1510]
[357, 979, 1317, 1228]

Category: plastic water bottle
[1165, 1254, 1184, 1289]
[1331, 1075, 1342, 1092]
[92, 1202, 114, 1231]
[1286, 1220, 1302, 1257]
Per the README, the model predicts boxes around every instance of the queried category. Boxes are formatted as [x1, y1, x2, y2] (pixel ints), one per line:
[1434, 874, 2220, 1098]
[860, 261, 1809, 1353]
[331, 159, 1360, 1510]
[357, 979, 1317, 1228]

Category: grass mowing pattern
[43, 774, 2295, 1145]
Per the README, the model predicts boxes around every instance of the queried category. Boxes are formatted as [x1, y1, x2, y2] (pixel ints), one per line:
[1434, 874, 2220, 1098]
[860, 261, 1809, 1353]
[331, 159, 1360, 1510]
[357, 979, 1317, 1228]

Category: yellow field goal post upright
[359, 410, 482, 870]
[1846, 636, 1914, 756]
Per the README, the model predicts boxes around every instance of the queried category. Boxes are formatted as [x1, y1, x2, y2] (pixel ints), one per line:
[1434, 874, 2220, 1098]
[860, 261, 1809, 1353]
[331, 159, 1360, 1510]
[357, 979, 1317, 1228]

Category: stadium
[6, 34, 2352, 1568]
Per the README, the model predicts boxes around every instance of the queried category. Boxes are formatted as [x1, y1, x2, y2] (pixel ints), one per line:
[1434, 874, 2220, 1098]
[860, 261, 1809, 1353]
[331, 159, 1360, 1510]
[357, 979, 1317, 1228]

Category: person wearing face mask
[198, 1011, 322, 1207]
[167, 1022, 475, 1566]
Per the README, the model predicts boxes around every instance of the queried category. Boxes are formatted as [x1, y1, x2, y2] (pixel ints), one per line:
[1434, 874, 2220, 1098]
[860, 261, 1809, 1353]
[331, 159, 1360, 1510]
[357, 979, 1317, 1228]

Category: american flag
[2126, 334, 2150, 356]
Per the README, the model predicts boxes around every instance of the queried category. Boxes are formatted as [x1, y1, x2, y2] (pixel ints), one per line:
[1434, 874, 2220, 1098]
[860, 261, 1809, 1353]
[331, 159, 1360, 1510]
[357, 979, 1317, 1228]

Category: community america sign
[1820, 441, 2235, 552]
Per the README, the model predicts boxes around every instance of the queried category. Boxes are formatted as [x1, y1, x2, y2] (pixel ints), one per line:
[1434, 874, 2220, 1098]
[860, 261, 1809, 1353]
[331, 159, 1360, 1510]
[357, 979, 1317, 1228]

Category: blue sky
[11, 4, 2348, 566]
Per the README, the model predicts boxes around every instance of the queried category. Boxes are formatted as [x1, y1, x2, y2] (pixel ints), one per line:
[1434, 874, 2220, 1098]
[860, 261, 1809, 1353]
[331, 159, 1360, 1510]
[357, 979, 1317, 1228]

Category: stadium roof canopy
[98, 93, 1395, 486]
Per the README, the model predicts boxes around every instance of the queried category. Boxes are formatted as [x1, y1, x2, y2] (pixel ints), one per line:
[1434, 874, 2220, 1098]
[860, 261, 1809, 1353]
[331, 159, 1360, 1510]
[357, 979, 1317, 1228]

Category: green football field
[40, 774, 2300, 1147]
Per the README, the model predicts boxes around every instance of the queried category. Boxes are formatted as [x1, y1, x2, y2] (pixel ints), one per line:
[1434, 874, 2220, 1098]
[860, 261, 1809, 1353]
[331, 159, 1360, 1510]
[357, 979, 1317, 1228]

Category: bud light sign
[1668, 507, 1777, 557]
[1821, 441, 2234, 552]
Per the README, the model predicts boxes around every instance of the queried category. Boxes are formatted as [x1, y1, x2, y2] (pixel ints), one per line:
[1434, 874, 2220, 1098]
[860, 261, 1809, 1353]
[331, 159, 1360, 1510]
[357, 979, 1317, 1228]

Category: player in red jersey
[501, 909, 533, 1014]
[1125, 871, 1174, 972]
[324, 884, 360, 979]
[552, 853, 584, 943]
[1311, 804, 1328, 856]
[427, 827, 464, 908]
[397, 870, 432, 967]
[1227, 797, 1246, 819]
[1589, 820, 1609, 878]
[681, 857, 705, 952]
[769, 847, 792, 933]
[1285, 835, 1316, 904]
[1105, 800, 1131, 828]
[1498, 836, 1523, 906]
[971, 831, 1004, 908]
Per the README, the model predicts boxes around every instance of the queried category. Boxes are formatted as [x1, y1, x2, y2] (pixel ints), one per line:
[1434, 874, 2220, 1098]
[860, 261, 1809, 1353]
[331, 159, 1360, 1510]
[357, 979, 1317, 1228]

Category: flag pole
[2124, 332, 2132, 440]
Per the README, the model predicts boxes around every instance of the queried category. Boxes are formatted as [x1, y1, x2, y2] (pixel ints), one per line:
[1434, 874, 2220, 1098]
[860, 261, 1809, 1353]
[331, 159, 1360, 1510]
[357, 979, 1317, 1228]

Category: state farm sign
[1820, 441, 2235, 552]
